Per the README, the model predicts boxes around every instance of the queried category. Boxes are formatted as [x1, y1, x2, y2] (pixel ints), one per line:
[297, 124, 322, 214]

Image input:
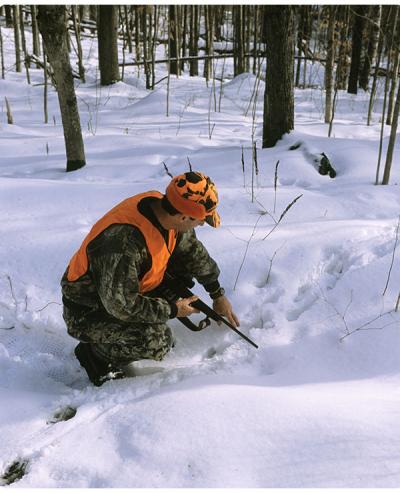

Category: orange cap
[165, 171, 220, 227]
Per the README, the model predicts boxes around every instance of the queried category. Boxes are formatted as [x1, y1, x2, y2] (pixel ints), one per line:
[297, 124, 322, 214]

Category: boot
[74, 342, 126, 387]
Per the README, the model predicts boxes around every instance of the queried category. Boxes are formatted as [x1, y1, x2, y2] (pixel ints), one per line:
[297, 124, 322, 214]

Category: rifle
[163, 273, 259, 349]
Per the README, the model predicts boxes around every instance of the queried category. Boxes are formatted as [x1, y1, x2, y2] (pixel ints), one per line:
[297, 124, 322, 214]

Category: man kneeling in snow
[61, 171, 240, 386]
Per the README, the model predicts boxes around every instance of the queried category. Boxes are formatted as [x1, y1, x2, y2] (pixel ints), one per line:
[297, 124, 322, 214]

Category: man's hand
[176, 296, 200, 318]
[212, 295, 240, 328]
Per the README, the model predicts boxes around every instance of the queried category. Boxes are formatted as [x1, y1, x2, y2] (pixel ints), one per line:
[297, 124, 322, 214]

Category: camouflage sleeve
[87, 224, 172, 324]
[168, 228, 220, 288]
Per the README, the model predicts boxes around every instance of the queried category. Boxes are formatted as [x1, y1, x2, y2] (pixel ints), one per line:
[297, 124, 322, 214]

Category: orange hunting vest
[67, 192, 177, 293]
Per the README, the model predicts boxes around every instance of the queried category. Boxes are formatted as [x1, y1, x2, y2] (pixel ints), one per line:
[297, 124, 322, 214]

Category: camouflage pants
[63, 302, 173, 366]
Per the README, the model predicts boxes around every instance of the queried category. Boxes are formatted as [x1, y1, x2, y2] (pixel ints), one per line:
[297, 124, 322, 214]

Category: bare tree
[262, 6, 294, 148]
[31, 5, 41, 66]
[98, 6, 120, 85]
[348, 6, 367, 94]
[386, 17, 400, 125]
[71, 6, 85, 83]
[325, 6, 337, 124]
[382, 78, 400, 185]
[169, 5, 180, 76]
[359, 5, 381, 91]
[189, 6, 199, 76]
[37, 5, 86, 172]
[336, 6, 351, 90]
[0, 25, 5, 79]
[13, 6, 22, 72]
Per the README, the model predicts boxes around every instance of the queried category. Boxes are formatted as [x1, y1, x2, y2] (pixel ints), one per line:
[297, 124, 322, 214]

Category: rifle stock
[164, 273, 258, 349]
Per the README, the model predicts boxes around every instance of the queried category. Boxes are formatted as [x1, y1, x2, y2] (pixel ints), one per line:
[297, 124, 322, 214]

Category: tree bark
[71, 5, 85, 83]
[325, 6, 337, 124]
[0, 25, 5, 79]
[359, 5, 381, 91]
[189, 6, 199, 76]
[37, 5, 86, 172]
[348, 6, 367, 94]
[387, 16, 400, 125]
[203, 6, 214, 81]
[169, 5, 180, 76]
[5, 6, 13, 28]
[31, 5, 41, 64]
[233, 5, 245, 76]
[13, 6, 22, 72]
[336, 6, 350, 90]
[382, 74, 400, 184]
[262, 6, 294, 148]
[97, 6, 120, 85]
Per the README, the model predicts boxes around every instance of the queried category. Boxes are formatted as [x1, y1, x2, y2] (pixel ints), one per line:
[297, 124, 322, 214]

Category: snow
[1, 21, 400, 488]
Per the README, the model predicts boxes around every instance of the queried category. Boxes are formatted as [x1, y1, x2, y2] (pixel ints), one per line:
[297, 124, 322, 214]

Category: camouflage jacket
[61, 202, 220, 325]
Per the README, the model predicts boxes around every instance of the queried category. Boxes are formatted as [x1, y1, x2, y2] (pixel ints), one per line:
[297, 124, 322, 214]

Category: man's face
[173, 215, 205, 232]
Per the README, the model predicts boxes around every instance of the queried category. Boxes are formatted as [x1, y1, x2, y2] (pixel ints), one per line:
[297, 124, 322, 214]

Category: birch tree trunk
[37, 5, 86, 172]
[382, 78, 400, 184]
[386, 17, 400, 125]
[13, 6, 22, 72]
[325, 6, 337, 124]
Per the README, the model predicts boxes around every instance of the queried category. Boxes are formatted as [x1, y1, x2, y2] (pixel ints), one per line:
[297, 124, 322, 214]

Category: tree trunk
[295, 6, 305, 87]
[71, 6, 85, 83]
[382, 73, 400, 185]
[134, 6, 141, 64]
[189, 6, 199, 76]
[367, 6, 388, 125]
[348, 6, 367, 94]
[169, 5, 180, 76]
[325, 6, 337, 124]
[181, 5, 188, 72]
[37, 5, 86, 172]
[97, 6, 120, 85]
[336, 6, 350, 90]
[124, 6, 133, 54]
[0, 25, 4, 79]
[262, 6, 294, 148]
[5, 6, 13, 28]
[31, 5, 41, 64]
[203, 6, 214, 81]
[13, 6, 22, 72]
[387, 17, 400, 125]
[142, 7, 151, 89]
[233, 5, 245, 76]
[359, 5, 381, 91]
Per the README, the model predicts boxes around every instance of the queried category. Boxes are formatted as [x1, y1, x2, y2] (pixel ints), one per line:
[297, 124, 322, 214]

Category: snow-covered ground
[1, 21, 400, 488]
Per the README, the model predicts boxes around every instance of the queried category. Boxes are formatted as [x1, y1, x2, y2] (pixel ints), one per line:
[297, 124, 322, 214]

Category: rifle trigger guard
[198, 316, 211, 330]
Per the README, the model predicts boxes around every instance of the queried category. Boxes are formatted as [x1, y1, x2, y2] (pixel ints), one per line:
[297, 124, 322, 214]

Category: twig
[382, 215, 400, 296]
[6, 275, 17, 307]
[339, 310, 399, 342]
[253, 142, 258, 176]
[262, 194, 303, 241]
[273, 160, 280, 214]
[395, 292, 400, 312]
[233, 213, 265, 290]
[241, 146, 245, 188]
[0, 325, 14, 330]
[162, 161, 173, 178]
[187, 157, 193, 172]
[36, 301, 62, 313]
